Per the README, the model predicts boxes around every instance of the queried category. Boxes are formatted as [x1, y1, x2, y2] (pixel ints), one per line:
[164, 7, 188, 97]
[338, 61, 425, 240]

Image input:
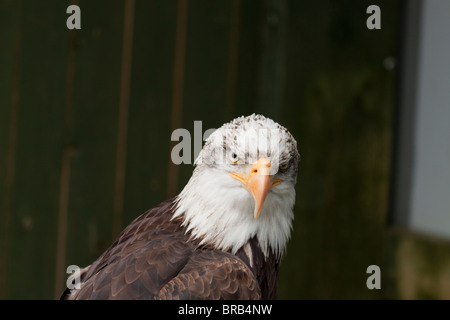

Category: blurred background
[1, 0, 449, 299]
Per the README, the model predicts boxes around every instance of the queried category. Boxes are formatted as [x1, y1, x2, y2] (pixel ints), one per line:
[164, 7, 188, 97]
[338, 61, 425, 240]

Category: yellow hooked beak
[229, 158, 282, 218]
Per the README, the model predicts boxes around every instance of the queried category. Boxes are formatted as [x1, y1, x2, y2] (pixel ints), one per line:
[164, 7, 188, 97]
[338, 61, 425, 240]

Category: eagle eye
[229, 152, 239, 165]
[279, 162, 289, 173]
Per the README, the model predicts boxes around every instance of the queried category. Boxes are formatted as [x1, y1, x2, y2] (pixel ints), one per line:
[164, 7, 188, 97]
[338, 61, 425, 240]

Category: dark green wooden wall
[0, 0, 412, 299]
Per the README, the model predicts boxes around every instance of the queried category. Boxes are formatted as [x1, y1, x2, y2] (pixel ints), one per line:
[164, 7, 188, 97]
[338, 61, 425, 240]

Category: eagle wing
[65, 238, 260, 300]
[158, 250, 261, 300]
[62, 199, 261, 300]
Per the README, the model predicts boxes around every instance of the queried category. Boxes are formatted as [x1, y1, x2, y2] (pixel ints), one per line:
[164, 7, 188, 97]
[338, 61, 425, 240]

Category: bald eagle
[61, 114, 300, 300]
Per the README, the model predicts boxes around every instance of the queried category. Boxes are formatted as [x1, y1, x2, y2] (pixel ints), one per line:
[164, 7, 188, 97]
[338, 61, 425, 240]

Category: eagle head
[173, 114, 300, 258]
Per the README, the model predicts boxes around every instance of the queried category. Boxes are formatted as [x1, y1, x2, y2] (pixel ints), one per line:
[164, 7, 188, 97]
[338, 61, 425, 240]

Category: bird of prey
[61, 114, 300, 300]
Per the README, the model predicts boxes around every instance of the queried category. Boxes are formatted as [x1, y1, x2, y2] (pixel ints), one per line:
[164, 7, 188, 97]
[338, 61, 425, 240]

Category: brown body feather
[61, 199, 279, 300]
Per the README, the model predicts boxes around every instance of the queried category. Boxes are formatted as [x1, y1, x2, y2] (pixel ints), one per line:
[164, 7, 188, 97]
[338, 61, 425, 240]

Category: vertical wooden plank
[176, 0, 234, 192]
[182, 0, 232, 124]
[166, 0, 189, 199]
[225, 0, 241, 119]
[61, 0, 125, 294]
[0, 0, 21, 299]
[112, 0, 135, 239]
[122, 0, 178, 226]
[233, 0, 261, 118]
[256, 0, 289, 121]
[1, 0, 69, 299]
[53, 6, 78, 294]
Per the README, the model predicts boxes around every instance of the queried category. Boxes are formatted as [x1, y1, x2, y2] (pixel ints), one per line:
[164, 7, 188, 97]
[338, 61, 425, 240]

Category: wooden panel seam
[166, 0, 189, 198]
[53, 0, 78, 295]
[226, 0, 241, 119]
[0, 0, 22, 299]
[112, 0, 136, 237]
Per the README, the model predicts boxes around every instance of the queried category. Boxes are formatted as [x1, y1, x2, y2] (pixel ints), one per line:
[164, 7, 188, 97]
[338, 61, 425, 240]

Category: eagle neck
[171, 166, 294, 259]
